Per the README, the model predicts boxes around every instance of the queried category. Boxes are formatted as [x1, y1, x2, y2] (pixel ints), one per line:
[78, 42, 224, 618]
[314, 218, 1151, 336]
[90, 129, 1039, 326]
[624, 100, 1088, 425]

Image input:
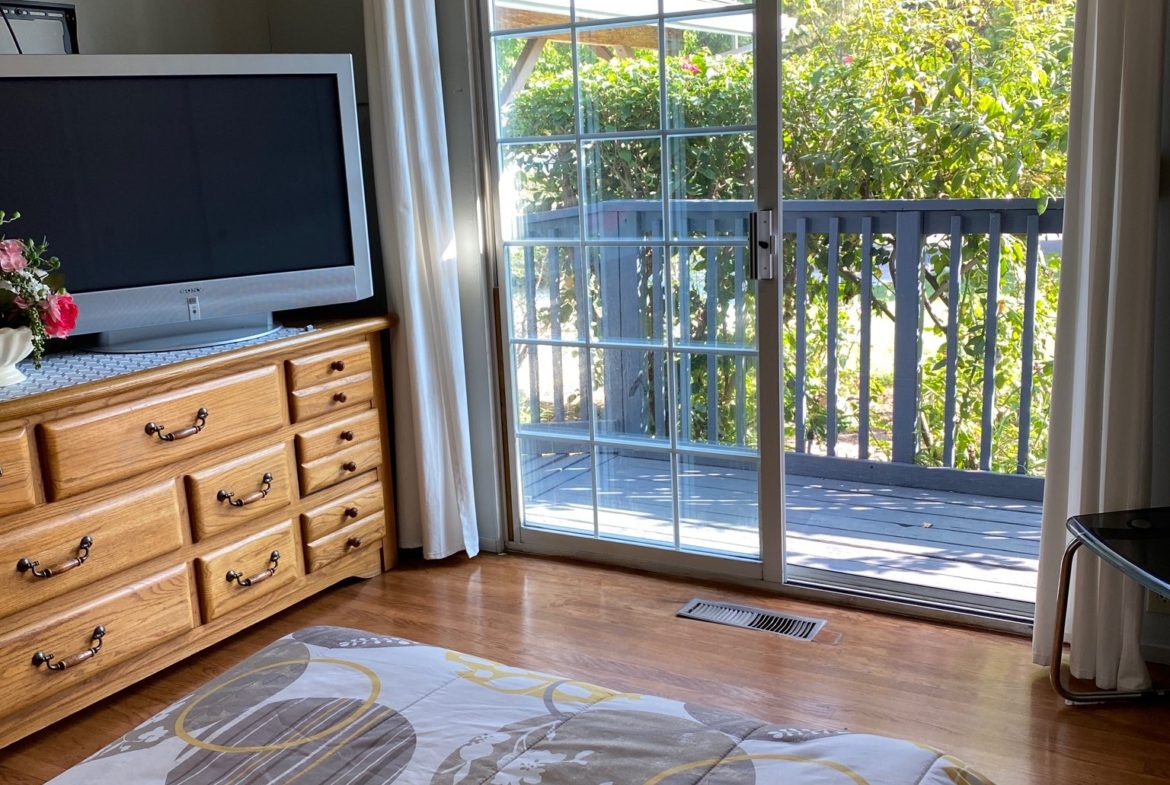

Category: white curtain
[1031, 0, 1165, 690]
[364, 0, 479, 560]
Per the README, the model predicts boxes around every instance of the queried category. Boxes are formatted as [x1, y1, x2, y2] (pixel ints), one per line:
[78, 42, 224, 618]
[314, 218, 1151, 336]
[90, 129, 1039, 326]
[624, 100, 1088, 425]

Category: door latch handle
[750, 209, 777, 281]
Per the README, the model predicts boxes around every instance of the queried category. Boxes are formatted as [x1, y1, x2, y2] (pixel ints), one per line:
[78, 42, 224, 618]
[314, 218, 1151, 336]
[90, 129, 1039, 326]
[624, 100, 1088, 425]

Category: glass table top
[1068, 508, 1170, 596]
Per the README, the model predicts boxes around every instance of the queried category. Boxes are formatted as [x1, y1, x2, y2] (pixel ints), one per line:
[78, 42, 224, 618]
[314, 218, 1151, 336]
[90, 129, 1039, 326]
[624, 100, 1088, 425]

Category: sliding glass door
[486, 0, 782, 576]
[483, 0, 1069, 623]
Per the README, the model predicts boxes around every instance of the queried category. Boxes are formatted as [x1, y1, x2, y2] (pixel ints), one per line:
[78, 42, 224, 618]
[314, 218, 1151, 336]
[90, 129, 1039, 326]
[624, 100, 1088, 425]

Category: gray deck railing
[784, 199, 1064, 473]
[509, 197, 1062, 497]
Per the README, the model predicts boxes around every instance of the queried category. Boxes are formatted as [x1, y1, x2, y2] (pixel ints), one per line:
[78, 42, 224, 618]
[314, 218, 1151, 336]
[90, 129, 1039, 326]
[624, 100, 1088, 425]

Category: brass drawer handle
[333, 392, 348, 403]
[340, 430, 355, 441]
[32, 625, 106, 672]
[344, 506, 360, 518]
[226, 550, 280, 587]
[346, 537, 362, 549]
[217, 472, 273, 507]
[145, 407, 208, 441]
[342, 461, 357, 473]
[331, 360, 346, 372]
[17, 535, 93, 579]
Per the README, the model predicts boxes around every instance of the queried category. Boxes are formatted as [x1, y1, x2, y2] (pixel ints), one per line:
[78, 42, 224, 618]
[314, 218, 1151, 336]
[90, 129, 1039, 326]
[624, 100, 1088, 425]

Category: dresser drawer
[289, 372, 375, 424]
[196, 521, 299, 622]
[0, 565, 195, 720]
[39, 366, 285, 500]
[0, 427, 36, 515]
[301, 479, 385, 542]
[0, 481, 185, 619]
[304, 512, 384, 573]
[185, 443, 295, 541]
[299, 438, 381, 495]
[295, 409, 381, 465]
[286, 341, 373, 392]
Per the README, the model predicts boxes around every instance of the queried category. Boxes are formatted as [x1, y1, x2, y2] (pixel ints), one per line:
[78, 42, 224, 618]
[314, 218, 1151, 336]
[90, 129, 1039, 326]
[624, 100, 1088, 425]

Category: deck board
[520, 451, 1041, 603]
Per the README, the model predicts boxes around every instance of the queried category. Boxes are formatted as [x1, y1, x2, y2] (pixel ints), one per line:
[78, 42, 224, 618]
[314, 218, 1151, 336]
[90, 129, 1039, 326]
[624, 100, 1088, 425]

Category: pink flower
[0, 239, 27, 272]
[41, 292, 78, 338]
[842, 54, 854, 65]
[680, 58, 700, 75]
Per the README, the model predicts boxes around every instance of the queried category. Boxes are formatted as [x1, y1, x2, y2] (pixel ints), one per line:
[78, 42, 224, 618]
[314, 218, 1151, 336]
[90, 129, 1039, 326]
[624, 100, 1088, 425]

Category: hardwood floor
[2, 552, 1168, 785]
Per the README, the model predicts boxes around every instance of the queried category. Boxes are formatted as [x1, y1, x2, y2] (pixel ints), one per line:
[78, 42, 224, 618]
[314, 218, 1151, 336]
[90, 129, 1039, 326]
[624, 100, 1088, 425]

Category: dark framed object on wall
[1, 1, 77, 54]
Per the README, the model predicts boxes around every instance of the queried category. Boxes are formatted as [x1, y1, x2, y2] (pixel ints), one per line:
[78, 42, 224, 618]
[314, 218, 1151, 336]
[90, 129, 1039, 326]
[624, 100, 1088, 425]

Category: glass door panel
[491, 0, 764, 561]
[774, 0, 1073, 617]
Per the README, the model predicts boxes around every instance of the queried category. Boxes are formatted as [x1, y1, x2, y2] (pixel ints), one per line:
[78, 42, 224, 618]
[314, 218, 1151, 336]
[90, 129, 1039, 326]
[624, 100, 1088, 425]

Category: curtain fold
[1031, 0, 1165, 690]
[363, 0, 480, 560]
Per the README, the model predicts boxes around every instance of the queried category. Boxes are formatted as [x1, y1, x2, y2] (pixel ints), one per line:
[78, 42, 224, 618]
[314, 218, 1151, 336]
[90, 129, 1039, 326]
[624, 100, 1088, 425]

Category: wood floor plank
[786, 509, 1040, 555]
[790, 473, 1044, 510]
[786, 482, 1043, 528]
[2, 554, 1165, 785]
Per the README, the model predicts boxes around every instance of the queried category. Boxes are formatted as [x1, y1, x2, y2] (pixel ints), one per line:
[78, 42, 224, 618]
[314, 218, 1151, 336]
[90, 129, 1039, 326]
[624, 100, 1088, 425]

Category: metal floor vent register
[677, 598, 826, 642]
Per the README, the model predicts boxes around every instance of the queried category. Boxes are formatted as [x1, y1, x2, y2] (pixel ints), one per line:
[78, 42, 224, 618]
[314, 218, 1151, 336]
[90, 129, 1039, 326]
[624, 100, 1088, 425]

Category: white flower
[491, 749, 593, 785]
[444, 732, 513, 785]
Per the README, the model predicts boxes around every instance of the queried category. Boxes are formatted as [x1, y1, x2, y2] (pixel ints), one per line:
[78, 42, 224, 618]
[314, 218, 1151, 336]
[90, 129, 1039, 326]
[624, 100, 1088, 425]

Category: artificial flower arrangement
[0, 211, 78, 368]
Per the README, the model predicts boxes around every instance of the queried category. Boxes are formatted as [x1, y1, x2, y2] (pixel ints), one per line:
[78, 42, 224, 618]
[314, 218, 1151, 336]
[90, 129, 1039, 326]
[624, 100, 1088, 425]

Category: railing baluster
[577, 247, 590, 427]
[979, 213, 1002, 471]
[550, 246, 564, 423]
[1017, 214, 1040, 474]
[705, 223, 718, 444]
[943, 215, 963, 468]
[892, 211, 923, 464]
[826, 216, 840, 456]
[652, 246, 666, 438]
[680, 247, 693, 442]
[734, 245, 747, 447]
[525, 246, 540, 424]
[859, 217, 873, 460]
[795, 218, 809, 452]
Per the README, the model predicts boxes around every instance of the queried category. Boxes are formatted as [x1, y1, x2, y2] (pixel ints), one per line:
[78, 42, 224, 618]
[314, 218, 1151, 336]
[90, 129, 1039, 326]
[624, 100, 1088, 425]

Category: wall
[70, 0, 270, 54]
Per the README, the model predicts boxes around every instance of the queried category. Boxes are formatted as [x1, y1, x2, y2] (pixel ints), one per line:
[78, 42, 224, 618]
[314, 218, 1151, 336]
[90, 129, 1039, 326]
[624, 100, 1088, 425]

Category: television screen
[0, 74, 355, 294]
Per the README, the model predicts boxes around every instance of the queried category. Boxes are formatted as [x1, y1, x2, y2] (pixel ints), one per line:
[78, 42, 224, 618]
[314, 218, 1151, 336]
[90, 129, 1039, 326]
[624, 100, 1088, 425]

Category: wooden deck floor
[521, 450, 1041, 603]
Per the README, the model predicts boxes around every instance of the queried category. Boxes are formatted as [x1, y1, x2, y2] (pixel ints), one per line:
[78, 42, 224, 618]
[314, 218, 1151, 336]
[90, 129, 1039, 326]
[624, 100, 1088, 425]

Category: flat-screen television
[0, 54, 373, 351]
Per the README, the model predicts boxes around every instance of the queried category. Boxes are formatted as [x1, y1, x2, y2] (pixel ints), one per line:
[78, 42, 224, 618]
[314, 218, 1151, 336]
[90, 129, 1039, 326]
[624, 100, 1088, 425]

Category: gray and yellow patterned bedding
[50, 626, 992, 785]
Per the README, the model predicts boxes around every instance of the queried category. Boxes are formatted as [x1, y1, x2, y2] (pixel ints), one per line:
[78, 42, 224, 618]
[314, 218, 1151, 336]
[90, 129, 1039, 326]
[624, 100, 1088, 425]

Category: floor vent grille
[677, 598, 826, 642]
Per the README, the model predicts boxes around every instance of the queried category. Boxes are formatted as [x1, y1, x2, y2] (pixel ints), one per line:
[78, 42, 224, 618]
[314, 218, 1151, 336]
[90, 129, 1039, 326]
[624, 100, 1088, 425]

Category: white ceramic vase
[0, 326, 34, 386]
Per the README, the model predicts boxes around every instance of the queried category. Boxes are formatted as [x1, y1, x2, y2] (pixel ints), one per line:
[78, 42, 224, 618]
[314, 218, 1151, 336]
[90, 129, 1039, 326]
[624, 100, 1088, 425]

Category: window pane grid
[492, 0, 758, 557]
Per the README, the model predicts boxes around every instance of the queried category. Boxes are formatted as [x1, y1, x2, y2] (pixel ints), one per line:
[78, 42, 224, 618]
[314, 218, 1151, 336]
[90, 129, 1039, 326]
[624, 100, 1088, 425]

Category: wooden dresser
[0, 317, 396, 748]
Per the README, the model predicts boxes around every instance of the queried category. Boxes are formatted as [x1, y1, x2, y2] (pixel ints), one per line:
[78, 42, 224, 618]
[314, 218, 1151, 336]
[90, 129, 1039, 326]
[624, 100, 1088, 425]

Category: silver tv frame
[0, 54, 373, 351]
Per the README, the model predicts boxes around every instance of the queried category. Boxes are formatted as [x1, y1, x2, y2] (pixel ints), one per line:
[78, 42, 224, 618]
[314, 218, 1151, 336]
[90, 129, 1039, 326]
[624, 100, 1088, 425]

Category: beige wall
[265, 0, 367, 103]
[70, 0, 270, 54]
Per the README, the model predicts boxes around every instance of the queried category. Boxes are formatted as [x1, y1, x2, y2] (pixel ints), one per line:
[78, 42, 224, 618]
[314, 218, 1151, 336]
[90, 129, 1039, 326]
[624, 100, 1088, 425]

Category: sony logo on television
[179, 287, 202, 294]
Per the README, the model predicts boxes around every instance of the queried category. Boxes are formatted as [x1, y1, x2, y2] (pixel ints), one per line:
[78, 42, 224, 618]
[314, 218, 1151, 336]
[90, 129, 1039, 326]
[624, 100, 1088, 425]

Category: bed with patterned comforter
[50, 626, 991, 785]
